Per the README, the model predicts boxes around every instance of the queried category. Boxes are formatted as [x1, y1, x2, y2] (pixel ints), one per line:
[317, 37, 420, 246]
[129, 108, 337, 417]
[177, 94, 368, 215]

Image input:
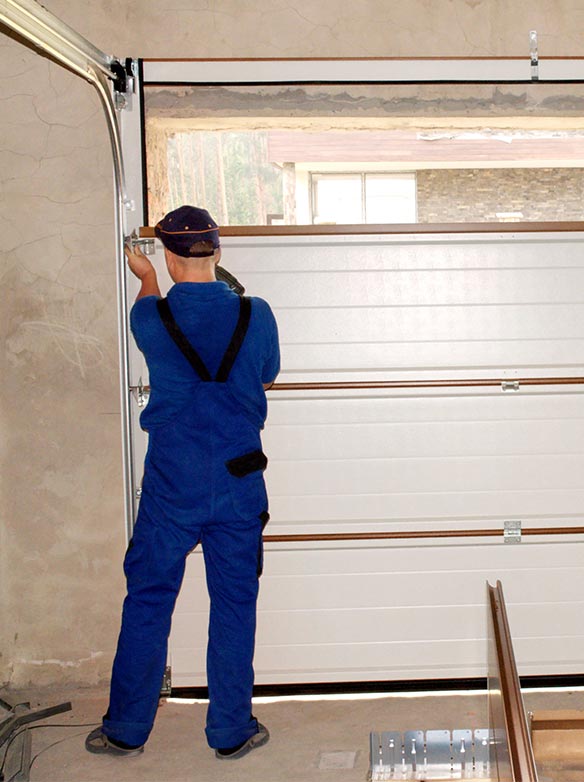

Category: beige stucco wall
[2, 0, 584, 688]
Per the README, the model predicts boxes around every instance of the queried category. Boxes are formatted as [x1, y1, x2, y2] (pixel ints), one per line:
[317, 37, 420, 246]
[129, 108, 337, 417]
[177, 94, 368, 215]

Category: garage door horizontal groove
[272, 376, 584, 391]
[130, 376, 584, 396]
[264, 526, 584, 542]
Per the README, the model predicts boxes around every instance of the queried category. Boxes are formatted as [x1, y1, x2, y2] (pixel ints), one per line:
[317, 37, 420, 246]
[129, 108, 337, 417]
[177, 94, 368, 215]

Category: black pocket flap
[226, 449, 268, 477]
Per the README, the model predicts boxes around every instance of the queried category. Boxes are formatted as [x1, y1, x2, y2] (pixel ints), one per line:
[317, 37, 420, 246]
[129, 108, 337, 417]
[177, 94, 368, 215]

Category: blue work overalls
[104, 294, 268, 750]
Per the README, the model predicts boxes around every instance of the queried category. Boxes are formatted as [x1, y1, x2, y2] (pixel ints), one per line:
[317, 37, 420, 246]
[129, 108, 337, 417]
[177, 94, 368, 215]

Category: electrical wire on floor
[0, 721, 99, 782]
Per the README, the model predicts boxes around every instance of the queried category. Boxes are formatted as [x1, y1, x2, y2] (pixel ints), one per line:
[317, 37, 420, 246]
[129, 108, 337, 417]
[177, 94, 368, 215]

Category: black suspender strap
[156, 296, 252, 383]
[156, 298, 212, 382]
[215, 296, 252, 382]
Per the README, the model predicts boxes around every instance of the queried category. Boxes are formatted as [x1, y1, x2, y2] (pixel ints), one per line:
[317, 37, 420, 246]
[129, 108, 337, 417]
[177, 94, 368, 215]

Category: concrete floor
[1, 686, 583, 782]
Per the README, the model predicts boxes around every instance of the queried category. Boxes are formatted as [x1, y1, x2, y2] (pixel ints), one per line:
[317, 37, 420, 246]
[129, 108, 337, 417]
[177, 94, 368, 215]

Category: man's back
[131, 281, 279, 431]
[130, 280, 280, 524]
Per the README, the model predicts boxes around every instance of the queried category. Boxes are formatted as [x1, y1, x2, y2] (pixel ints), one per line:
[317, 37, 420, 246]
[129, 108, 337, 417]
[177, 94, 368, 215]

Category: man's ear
[214, 248, 222, 266]
[164, 247, 176, 276]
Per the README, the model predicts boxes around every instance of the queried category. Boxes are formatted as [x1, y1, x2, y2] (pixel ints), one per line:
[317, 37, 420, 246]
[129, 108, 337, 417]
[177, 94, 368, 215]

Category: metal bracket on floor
[0, 698, 72, 782]
[370, 728, 490, 780]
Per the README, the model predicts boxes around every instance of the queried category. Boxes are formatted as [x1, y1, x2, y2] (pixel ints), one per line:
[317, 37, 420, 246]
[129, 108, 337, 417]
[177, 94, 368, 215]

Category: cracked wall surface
[2, 0, 584, 687]
[0, 37, 125, 687]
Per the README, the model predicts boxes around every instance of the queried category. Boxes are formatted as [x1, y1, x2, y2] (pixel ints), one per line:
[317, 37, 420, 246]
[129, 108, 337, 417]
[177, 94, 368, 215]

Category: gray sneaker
[215, 723, 270, 760]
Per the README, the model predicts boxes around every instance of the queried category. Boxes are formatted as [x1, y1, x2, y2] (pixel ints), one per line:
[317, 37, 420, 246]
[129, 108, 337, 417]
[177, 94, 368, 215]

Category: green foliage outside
[167, 131, 284, 225]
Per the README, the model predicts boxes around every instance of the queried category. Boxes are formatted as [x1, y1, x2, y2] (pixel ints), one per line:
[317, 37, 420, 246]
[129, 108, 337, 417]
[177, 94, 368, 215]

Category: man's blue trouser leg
[103, 497, 263, 750]
[103, 500, 198, 748]
[202, 515, 263, 749]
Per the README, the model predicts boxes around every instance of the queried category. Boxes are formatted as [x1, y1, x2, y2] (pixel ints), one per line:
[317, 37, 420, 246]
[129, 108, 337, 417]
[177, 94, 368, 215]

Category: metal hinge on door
[504, 520, 522, 544]
[530, 31, 539, 81]
[130, 377, 150, 408]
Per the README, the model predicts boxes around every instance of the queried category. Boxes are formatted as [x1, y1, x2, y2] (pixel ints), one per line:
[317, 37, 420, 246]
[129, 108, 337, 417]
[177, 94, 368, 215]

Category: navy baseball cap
[154, 205, 220, 257]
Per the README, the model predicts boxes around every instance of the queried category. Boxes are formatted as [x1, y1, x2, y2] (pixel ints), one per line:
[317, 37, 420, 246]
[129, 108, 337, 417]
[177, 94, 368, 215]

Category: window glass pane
[165, 131, 282, 225]
[144, 82, 584, 227]
[365, 175, 416, 223]
[312, 175, 362, 224]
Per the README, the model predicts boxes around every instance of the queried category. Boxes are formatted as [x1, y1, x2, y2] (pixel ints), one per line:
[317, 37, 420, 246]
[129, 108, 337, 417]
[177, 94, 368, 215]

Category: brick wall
[416, 168, 584, 222]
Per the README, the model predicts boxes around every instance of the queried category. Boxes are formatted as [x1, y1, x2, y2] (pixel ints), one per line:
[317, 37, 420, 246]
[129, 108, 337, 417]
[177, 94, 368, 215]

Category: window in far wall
[311, 172, 416, 224]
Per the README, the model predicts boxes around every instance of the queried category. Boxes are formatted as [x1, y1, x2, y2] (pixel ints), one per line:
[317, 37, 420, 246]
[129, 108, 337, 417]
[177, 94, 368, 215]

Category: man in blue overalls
[86, 205, 280, 760]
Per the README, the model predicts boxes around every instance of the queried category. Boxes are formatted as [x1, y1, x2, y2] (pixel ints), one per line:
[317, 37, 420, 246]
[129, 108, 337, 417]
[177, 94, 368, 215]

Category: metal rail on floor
[487, 580, 539, 782]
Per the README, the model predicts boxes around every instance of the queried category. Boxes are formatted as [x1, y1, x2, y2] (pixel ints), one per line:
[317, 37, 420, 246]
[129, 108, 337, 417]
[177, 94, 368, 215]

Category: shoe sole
[215, 725, 270, 760]
[85, 727, 144, 757]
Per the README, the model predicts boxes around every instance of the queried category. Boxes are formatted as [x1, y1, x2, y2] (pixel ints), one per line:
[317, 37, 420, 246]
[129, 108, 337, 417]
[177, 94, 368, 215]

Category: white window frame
[309, 171, 417, 225]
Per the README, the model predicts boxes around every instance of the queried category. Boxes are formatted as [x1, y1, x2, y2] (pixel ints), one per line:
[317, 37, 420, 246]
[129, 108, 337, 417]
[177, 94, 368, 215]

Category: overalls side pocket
[225, 450, 269, 524]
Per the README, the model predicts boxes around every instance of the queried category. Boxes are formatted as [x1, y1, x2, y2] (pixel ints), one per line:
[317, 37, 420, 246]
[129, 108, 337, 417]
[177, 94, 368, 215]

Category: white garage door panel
[229, 236, 584, 274]
[170, 640, 489, 685]
[173, 604, 582, 647]
[169, 541, 584, 684]
[229, 233, 584, 378]
[269, 491, 584, 530]
[510, 604, 584, 636]
[161, 231, 584, 685]
[269, 455, 581, 496]
[174, 554, 584, 612]
[169, 636, 584, 685]
[264, 392, 584, 530]
[512, 639, 584, 676]
[277, 304, 582, 344]
[255, 569, 584, 610]
[283, 340, 584, 373]
[267, 420, 584, 459]
[244, 268, 584, 308]
[252, 639, 584, 680]
[267, 395, 584, 425]
[257, 542, 584, 576]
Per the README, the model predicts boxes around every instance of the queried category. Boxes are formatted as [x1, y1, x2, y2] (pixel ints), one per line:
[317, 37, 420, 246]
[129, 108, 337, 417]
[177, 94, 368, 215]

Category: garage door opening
[143, 81, 584, 227]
